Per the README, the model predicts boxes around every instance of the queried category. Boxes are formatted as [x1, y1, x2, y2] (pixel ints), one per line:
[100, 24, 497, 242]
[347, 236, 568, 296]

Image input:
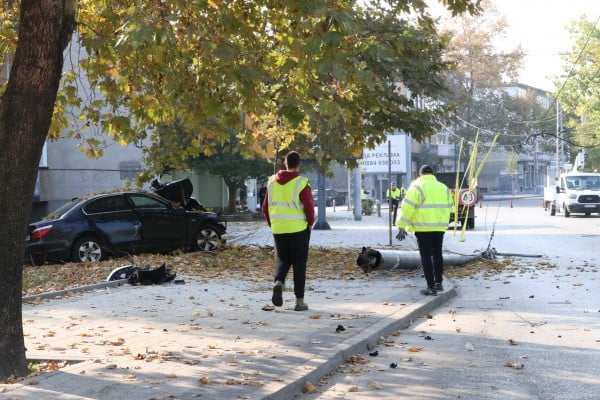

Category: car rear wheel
[196, 224, 222, 251]
[71, 236, 104, 262]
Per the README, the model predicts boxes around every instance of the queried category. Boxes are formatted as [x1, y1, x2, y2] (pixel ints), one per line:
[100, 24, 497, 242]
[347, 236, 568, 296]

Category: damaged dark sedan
[25, 182, 226, 264]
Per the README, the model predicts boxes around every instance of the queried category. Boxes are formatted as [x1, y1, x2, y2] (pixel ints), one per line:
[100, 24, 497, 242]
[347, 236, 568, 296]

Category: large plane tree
[0, 0, 481, 378]
[0, 0, 75, 376]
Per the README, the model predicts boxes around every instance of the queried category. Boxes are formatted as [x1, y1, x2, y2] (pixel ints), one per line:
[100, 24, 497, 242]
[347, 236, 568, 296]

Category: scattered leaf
[302, 381, 317, 394]
[368, 381, 383, 389]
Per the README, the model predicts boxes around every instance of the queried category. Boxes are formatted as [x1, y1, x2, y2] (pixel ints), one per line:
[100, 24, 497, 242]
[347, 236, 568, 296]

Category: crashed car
[24, 179, 226, 264]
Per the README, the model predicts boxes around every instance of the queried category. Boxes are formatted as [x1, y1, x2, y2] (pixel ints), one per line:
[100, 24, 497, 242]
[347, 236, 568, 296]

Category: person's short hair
[285, 151, 301, 169]
[419, 165, 434, 175]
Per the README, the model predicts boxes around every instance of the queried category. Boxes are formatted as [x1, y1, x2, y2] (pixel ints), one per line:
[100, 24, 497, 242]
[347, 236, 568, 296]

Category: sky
[489, 0, 600, 92]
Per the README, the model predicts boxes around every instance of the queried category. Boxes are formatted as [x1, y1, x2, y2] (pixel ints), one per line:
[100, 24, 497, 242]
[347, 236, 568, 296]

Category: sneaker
[434, 282, 444, 292]
[272, 282, 283, 307]
[294, 299, 309, 311]
[420, 287, 437, 296]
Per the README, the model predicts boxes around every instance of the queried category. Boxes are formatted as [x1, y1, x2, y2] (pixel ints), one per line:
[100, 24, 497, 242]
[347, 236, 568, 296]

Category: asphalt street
[308, 197, 600, 399]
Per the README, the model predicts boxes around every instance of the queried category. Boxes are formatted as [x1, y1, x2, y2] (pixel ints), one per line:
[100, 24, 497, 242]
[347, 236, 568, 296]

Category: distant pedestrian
[259, 185, 267, 208]
[396, 165, 453, 296]
[386, 181, 401, 224]
[360, 187, 368, 200]
[262, 151, 315, 311]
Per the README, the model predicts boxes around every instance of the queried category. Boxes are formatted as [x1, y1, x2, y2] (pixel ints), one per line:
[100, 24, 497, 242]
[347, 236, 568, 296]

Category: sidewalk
[3, 210, 459, 400]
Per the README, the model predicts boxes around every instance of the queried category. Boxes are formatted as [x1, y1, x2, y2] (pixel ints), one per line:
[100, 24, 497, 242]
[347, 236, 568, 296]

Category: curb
[262, 285, 457, 399]
[22, 279, 129, 303]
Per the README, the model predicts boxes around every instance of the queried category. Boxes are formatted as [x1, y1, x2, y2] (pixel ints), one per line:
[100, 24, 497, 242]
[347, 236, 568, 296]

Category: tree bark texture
[0, 0, 74, 378]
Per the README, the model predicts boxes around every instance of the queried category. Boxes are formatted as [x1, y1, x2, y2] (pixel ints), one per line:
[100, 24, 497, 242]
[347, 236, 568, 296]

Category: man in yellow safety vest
[386, 181, 402, 224]
[396, 165, 453, 296]
[262, 151, 315, 311]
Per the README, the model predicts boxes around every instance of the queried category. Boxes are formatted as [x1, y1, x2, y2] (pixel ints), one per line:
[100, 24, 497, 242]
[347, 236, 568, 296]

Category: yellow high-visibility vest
[267, 176, 309, 234]
[396, 175, 453, 233]
[386, 187, 401, 200]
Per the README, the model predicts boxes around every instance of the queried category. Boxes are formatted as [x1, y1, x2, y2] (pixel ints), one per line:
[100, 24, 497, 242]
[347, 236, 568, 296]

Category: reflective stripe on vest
[267, 176, 309, 234]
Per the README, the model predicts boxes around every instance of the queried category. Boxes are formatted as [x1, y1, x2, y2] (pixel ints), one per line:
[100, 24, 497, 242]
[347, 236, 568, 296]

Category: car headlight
[568, 194, 577, 199]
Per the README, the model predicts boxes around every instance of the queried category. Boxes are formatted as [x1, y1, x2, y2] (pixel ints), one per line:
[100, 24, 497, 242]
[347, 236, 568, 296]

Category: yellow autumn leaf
[302, 381, 317, 394]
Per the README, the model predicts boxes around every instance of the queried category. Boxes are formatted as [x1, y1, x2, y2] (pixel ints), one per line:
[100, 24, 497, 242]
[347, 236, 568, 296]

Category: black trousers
[414, 231, 445, 288]
[273, 228, 311, 299]
[390, 199, 399, 224]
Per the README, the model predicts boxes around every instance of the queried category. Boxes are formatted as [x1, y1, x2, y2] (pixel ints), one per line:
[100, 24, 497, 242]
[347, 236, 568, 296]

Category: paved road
[305, 197, 600, 399]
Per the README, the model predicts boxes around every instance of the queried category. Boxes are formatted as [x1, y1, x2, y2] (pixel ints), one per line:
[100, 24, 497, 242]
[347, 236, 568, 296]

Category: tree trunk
[226, 180, 239, 214]
[0, 0, 74, 378]
[222, 176, 244, 214]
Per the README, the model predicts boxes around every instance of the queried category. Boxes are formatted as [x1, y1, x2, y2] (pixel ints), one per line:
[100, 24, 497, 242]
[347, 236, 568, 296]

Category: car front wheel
[71, 236, 104, 262]
[196, 224, 222, 251]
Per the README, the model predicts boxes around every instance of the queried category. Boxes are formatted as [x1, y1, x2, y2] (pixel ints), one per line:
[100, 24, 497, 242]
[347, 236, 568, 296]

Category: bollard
[376, 199, 381, 217]
[332, 199, 336, 211]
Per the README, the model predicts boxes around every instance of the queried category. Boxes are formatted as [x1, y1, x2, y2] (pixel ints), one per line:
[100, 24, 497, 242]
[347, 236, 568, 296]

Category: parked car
[24, 188, 226, 264]
[312, 189, 346, 206]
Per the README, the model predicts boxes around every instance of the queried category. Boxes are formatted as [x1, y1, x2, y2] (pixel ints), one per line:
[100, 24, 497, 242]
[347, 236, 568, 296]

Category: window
[84, 196, 131, 214]
[120, 160, 142, 180]
[128, 194, 168, 210]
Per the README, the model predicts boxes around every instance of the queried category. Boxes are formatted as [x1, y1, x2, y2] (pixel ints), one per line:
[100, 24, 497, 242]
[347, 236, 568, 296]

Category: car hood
[153, 178, 194, 204]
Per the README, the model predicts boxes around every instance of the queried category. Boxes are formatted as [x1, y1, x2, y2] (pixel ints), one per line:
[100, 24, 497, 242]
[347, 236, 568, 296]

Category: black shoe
[294, 300, 309, 311]
[420, 287, 437, 296]
[272, 282, 283, 307]
[434, 283, 444, 292]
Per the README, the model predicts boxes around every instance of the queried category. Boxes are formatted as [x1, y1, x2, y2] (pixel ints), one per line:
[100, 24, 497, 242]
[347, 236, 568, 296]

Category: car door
[83, 195, 142, 245]
[126, 193, 189, 247]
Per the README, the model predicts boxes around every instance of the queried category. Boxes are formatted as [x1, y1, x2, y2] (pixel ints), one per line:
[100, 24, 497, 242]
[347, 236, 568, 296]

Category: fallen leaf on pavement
[302, 381, 317, 393]
[368, 381, 383, 389]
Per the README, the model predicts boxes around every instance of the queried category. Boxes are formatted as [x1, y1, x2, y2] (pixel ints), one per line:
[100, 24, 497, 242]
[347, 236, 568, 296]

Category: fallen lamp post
[356, 246, 542, 274]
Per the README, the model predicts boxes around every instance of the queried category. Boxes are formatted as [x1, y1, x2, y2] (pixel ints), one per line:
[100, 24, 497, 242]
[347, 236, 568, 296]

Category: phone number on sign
[361, 159, 403, 166]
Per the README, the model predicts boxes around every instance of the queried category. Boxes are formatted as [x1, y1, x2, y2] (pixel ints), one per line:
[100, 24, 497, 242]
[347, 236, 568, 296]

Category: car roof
[42, 191, 164, 221]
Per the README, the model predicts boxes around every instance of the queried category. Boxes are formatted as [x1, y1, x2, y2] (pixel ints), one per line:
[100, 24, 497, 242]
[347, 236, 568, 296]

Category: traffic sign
[459, 189, 477, 206]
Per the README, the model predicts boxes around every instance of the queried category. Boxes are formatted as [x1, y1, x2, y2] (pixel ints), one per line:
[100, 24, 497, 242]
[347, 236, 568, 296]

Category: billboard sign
[359, 134, 408, 173]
